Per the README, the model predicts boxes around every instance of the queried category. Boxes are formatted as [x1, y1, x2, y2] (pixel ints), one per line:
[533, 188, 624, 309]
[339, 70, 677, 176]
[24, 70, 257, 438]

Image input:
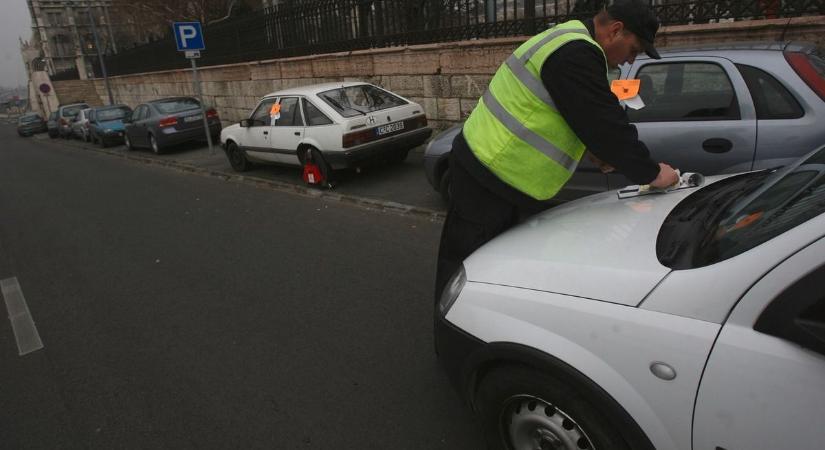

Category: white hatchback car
[220, 82, 431, 176]
[436, 145, 825, 450]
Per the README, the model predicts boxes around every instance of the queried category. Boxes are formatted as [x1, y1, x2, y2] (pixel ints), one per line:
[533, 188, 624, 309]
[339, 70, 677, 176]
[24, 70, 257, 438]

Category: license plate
[184, 115, 202, 123]
[376, 121, 404, 136]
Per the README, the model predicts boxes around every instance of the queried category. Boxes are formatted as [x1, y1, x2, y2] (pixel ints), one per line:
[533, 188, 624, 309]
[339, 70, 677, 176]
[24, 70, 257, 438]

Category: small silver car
[437, 144, 825, 450]
[425, 42, 825, 203]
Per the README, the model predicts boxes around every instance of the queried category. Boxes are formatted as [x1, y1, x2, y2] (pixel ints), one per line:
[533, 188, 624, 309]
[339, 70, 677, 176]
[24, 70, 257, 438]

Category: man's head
[593, 0, 661, 69]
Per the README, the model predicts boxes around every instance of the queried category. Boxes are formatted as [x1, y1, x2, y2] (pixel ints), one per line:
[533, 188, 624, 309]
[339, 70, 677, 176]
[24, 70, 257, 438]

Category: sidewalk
[32, 133, 447, 220]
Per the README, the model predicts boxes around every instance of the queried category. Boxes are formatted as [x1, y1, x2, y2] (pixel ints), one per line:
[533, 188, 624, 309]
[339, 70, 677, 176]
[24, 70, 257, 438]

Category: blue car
[89, 105, 133, 148]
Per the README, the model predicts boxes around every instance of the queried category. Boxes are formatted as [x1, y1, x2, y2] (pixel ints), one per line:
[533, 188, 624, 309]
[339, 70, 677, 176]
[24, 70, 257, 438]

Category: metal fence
[99, 0, 825, 77]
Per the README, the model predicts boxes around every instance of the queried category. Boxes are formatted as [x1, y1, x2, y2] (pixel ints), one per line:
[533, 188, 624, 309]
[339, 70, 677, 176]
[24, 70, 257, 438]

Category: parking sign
[173, 22, 205, 51]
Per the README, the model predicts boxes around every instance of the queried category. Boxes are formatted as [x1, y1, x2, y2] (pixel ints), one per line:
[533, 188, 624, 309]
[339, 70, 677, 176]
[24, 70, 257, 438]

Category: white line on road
[1, 277, 44, 356]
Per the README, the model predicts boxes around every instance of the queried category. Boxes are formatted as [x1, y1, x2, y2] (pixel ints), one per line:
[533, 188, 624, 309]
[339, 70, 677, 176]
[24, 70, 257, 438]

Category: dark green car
[16, 113, 47, 137]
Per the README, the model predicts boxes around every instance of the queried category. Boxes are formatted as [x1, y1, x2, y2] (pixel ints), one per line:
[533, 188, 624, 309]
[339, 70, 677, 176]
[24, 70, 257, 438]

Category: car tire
[475, 366, 633, 450]
[149, 134, 162, 154]
[438, 168, 451, 204]
[124, 134, 133, 151]
[99, 136, 108, 148]
[226, 141, 251, 172]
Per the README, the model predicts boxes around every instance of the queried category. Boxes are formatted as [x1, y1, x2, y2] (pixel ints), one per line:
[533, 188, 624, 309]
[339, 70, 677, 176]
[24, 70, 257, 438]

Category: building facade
[26, 0, 118, 79]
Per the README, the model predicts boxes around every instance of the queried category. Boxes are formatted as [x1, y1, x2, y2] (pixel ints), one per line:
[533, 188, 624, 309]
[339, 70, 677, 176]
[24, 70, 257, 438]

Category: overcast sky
[1, 0, 33, 88]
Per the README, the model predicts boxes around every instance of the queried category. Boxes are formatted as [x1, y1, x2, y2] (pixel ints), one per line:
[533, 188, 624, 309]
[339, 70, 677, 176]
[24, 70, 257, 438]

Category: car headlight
[438, 265, 466, 317]
[104, 128, 114, 133]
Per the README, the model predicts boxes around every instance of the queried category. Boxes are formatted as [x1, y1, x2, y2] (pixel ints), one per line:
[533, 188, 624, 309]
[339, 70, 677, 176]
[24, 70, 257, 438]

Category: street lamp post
[86, 6, 114, 105]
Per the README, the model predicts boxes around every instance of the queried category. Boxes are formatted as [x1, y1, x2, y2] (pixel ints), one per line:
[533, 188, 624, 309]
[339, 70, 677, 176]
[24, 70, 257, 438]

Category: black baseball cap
[607, 0, 661, 59]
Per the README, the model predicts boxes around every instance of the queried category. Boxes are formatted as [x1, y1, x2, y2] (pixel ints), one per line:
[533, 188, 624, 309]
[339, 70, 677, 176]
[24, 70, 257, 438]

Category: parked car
[16, 113, 47, 137]
[57, 102, 90, 138]
[70, 108, 92, 141]
[88, 104, 132, 148]
[436, 144, 825, 450]
[124, 97, 221, 154]
[426, 42, 825, 203]
[47, 111, 59, 138]
[220, 82, 432, 176]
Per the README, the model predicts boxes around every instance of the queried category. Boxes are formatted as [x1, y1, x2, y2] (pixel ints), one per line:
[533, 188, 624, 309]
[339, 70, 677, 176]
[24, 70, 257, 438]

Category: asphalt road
[0, 125, 483, 449]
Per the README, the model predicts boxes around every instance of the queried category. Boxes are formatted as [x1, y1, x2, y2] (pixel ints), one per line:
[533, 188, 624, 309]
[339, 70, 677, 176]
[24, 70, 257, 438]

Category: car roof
[262, 81, 371, 99]
[147, 96, 197, 104]
[641, 40, 818, 60]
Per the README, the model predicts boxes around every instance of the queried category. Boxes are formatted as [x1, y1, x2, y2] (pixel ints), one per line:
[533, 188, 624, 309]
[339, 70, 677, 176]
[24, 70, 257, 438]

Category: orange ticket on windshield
[611, 79, 640, 100]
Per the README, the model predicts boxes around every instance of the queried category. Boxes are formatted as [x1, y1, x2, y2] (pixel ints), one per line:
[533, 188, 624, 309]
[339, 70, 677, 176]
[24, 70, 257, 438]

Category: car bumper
[157, 122, 222, 147]
[434, 314, 485, 404]
[17, 126, 44, 135]
[323, 127, 433, 169]
[100, 130, 126, 141]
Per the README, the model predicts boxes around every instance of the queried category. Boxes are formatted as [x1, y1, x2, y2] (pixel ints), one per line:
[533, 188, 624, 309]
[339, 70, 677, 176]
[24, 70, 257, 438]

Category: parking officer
[435, 0, 681, 299]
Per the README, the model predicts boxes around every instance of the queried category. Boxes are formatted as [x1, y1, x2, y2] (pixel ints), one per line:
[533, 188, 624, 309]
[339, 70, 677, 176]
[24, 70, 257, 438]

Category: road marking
[1, 277, 44, 356]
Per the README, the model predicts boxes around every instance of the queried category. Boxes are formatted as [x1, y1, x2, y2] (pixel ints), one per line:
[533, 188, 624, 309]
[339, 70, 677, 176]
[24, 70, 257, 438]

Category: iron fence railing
[98, 0, 825, 77]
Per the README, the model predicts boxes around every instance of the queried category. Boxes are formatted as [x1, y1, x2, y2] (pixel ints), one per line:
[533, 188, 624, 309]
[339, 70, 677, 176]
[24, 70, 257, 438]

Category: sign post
[173, 22, 213, 155]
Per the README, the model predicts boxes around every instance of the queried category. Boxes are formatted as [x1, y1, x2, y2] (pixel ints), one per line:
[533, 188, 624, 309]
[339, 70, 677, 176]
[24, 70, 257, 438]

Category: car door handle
[702, 138, 733, 154]
[263, 131, 268, 135]
[294, 132, 301, 136]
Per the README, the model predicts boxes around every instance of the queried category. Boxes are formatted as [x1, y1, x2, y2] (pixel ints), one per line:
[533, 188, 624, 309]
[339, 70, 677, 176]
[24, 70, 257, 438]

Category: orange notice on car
[269, 103, 281, 116]
[611, 79, 640, 100]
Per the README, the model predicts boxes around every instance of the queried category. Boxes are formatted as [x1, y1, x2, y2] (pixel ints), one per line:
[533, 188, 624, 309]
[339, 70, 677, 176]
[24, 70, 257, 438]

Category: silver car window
[629, 62, 740, 122]
[737, 64, 804, 120]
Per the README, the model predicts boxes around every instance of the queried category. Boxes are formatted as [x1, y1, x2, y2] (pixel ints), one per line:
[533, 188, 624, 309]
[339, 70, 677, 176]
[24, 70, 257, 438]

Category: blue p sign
[173, 22, 205, 51]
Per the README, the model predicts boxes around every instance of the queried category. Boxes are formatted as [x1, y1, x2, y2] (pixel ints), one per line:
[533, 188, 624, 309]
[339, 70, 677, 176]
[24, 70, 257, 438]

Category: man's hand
[649, 163, 680, 189]
[586, 152, 615, 174]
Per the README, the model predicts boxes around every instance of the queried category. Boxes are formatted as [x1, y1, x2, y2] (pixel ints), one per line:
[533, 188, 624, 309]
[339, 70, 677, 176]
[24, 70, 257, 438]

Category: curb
[40, 138, 447, 222]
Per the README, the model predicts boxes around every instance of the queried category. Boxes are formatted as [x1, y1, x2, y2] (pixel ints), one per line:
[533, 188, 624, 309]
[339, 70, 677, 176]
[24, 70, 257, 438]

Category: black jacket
[452, 19, 660, 212]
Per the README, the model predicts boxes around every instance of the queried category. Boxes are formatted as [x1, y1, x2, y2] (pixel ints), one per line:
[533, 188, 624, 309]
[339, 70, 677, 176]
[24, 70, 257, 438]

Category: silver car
[70, 108, 92, 141]
[425, 42, 825, 202]
[437, 144, 825, 450]
[124, 97, 221, 154]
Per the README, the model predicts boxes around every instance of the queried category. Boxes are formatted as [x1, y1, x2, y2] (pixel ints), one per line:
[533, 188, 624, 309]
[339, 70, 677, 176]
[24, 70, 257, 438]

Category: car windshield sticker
[269, 103, 281, 124]
[611, 79, 645, 110]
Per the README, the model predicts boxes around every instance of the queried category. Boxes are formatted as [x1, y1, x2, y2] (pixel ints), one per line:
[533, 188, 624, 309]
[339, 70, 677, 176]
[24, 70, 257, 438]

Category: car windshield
[19, 115, 40, 123]
[97, 107, 131, 121]
[318, 85, 407, 118]
[153, 98, 200, 114]
[658, 145, 825, 269]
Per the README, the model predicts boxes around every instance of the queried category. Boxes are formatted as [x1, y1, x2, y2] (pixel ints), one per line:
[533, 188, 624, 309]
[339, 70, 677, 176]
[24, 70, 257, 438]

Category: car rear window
[318, 85, 407, 118]
[62, 104, 88, 117]
[737, 64, 804, 119]
[153, 98, 201, 114]
[96, 107, 131, 121]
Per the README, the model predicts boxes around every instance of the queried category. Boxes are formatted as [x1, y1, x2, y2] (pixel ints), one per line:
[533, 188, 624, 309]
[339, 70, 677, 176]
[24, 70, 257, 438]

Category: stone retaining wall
[89, 16, 825, 130]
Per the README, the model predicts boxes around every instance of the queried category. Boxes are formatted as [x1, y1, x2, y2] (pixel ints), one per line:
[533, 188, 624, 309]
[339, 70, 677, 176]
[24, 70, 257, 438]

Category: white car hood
[463, 181, 720, 306]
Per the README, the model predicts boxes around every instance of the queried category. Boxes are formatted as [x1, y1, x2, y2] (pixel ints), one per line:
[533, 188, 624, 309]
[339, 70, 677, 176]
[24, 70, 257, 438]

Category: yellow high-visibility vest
[463, 20, 607, 200]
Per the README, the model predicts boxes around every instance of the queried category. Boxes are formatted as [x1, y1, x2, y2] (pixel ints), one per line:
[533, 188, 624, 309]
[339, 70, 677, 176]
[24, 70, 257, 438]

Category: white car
[436, 145, 825, 450]
[220, 82, 431, 176]
[71, 107, 92, 142]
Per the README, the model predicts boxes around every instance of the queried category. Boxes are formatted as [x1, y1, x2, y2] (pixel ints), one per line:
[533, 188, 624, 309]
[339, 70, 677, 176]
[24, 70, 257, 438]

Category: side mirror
[240, 119, 251, 128]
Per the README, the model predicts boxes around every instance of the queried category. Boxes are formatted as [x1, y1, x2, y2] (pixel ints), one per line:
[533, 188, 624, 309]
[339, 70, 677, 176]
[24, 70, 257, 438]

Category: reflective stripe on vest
[463, 21, 606, 201]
